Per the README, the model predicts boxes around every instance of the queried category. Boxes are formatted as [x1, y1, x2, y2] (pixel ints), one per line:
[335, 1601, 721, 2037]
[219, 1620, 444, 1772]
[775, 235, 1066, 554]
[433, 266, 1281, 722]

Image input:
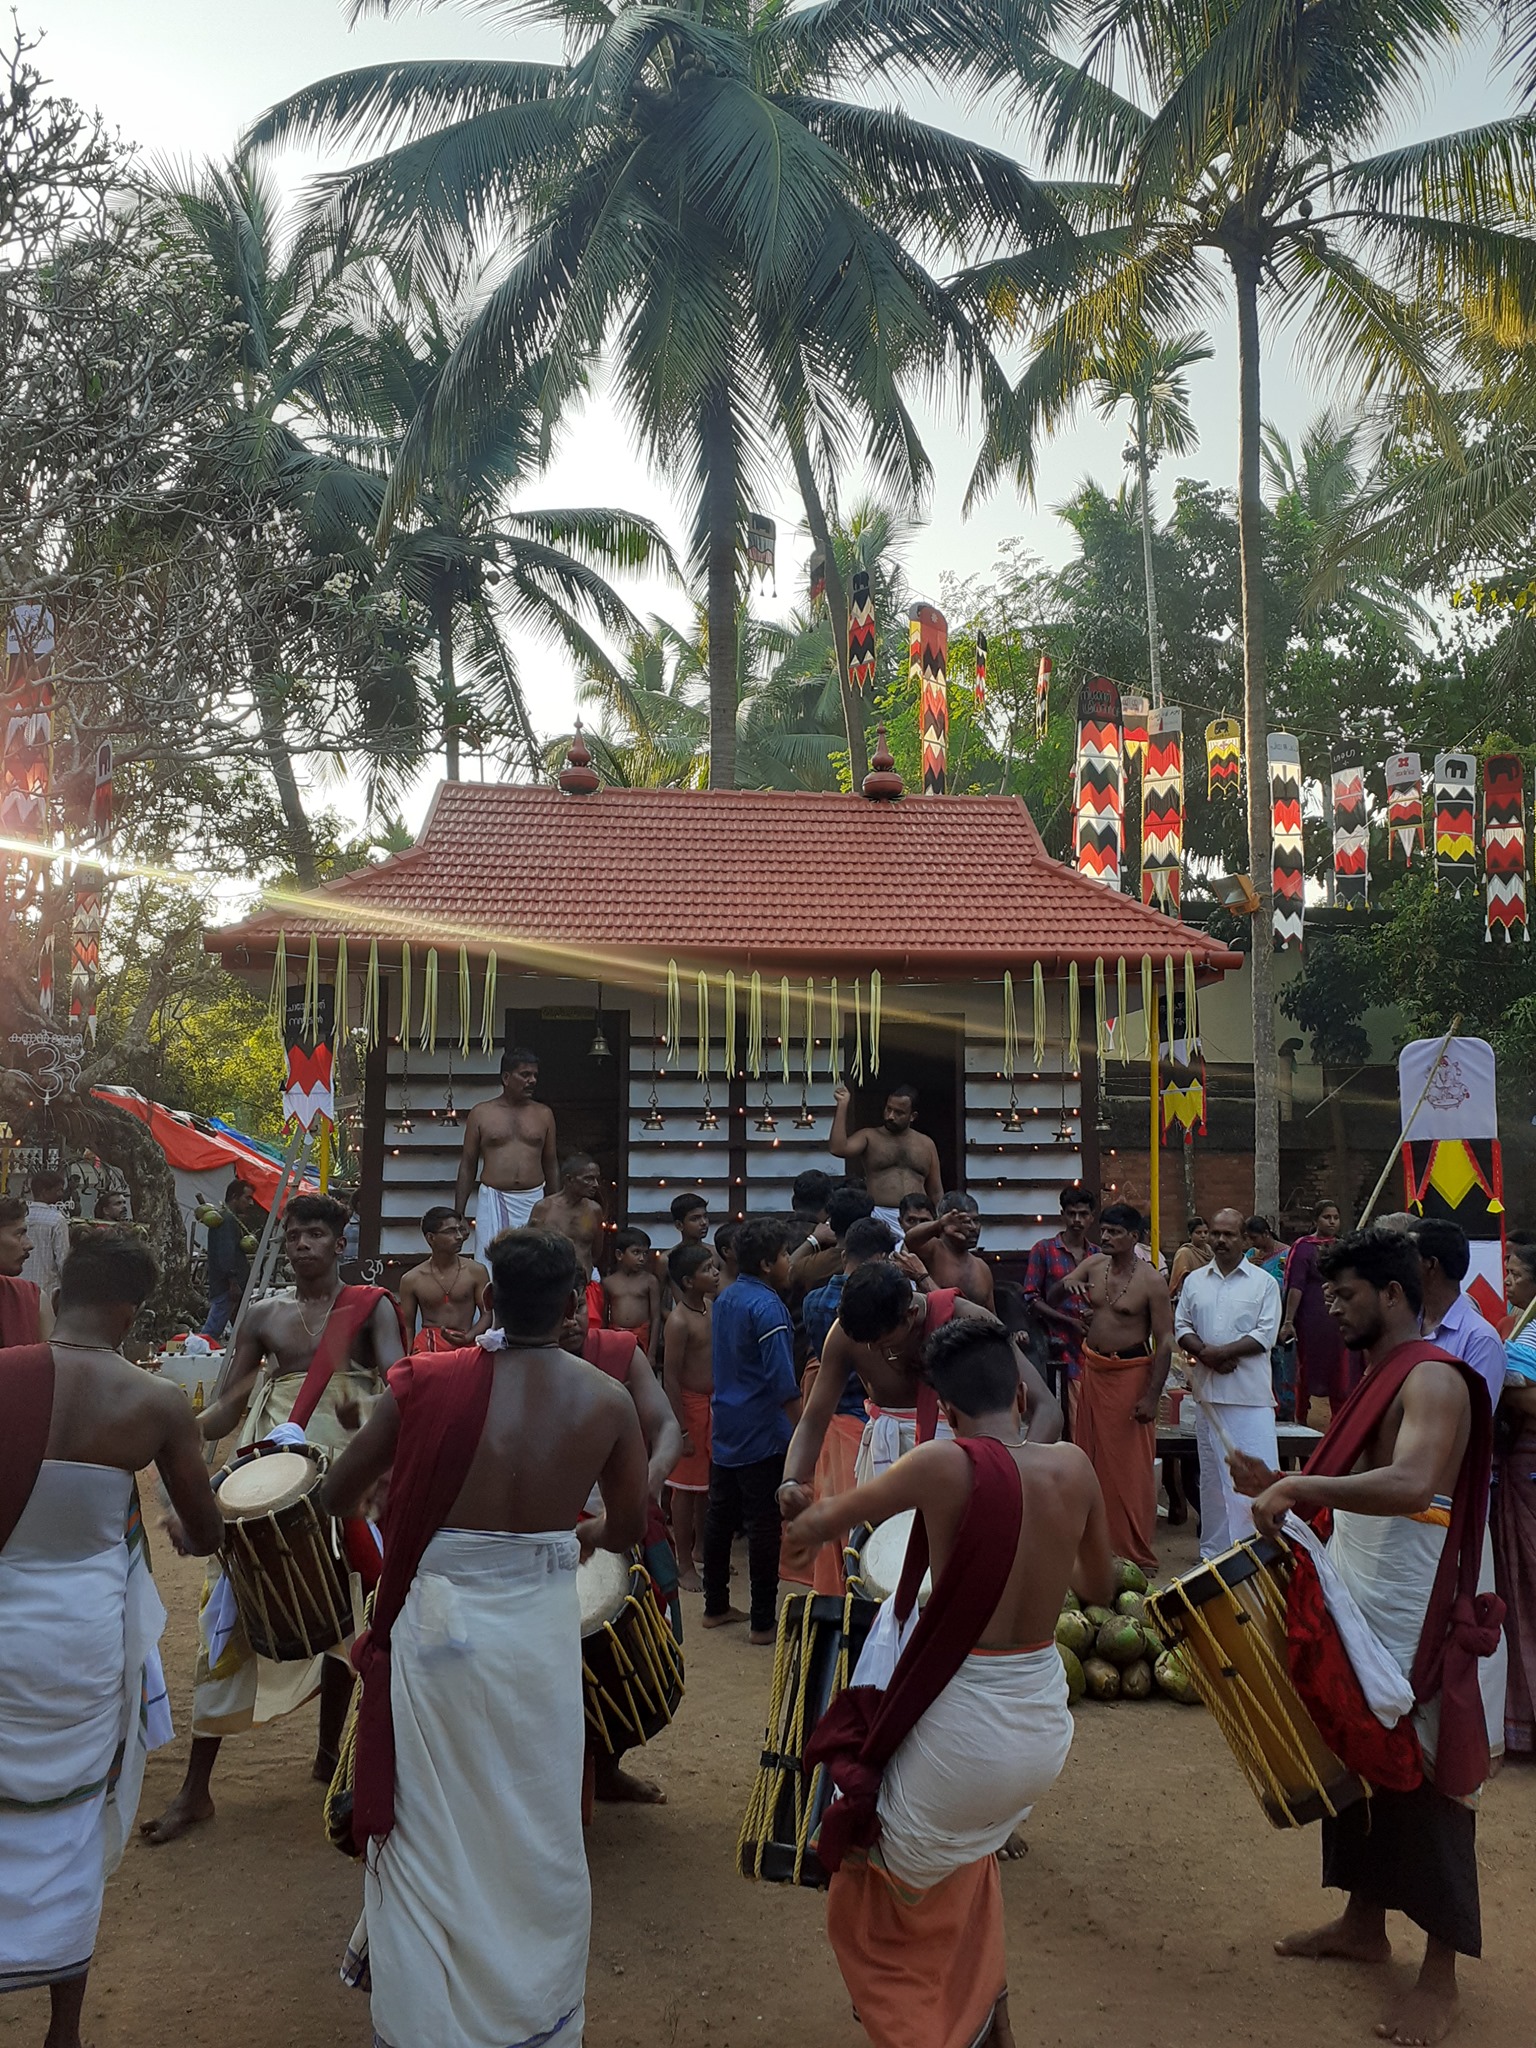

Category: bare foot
[593, 1765, 666, 1805]
[997, 1827, 1029, 1861]
[702, 1607, 748, 1630]
[139, 1788, 215, 1846]
[677, 1568, 702, 1593]
[313, 1750, 338, 1786]
[749, 1627, 776, 1646]
[1375, 1985, 1459, 2045]
[1275, 1918, 1393, 1964]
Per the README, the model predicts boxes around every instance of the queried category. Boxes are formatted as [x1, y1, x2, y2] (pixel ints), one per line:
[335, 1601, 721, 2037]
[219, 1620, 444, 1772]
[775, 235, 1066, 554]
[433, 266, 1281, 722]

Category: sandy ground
[6, 1519, 1534, 2048]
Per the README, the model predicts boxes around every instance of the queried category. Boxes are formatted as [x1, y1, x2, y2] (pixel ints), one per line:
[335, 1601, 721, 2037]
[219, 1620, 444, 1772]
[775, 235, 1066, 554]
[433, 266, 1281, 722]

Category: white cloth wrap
[871, 1206, 907, 1242]
[873, 1646, 1074, 1893]
[0, 1464, 170, 1989]
[472, 1185, 542, 1261]
[1281, 1511, 1415, 1727]
[361, 1527, 588, 2048]
[1190, 1395, 1279, 1560]
[854, 1406, 954, 1488]
[1326, 1507, 1507, 1776]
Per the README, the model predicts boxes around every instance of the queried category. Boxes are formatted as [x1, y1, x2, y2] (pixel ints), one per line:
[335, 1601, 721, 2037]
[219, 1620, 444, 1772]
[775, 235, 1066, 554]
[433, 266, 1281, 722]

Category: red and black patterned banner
[1073, 678, 1124, 890]
[912, 605, 948, 797]
[745, 513, 775, 587]
[1483, 751, 1528, 942]
[1121, 692, 1150, 770]
[1385, 752, 1424, 864]
[1330, 765, 1368, 908]
[974, 630, 987, 711]
[1205, 717, 1241, 797]
[70, 866, 103, 1040]
[848, 570, 875, 691]
[1141, 707, 1183, 913]
[1034, 653, 1051, 740]
[1433, 751, 1477, 896]
[1268, 732, 1304, 949]
[2, 604, 53, 845]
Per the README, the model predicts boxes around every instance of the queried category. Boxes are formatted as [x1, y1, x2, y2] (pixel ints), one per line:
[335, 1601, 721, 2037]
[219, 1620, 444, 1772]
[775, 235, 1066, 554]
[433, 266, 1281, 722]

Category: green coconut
[1114, 1591, 1147, 1621]
[1057, 1645, 1086, 1704]
[1140, 1625, 1166, 1660]
[239, 1233, 259, 1254]
[1083, 1604, 1116, 1631]
[1120, 1658, 1154, 1701]
[1114, 1558, 1150, 1596]
[1082, 1656, 1121, 1701]
[1097, 1617, 1146, 1667]
[1055, 1610, 1096, 1659]
[1061, 1589, 1081, 1613]
[1154, 1650, 1201, 1705]
[196, 1205, 223, 1229]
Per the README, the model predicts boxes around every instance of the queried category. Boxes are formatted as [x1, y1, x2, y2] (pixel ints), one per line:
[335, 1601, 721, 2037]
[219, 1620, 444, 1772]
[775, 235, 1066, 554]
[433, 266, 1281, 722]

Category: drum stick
[1356, 1014, 1461, 1227]
[1182, 1368, 1241, 1460]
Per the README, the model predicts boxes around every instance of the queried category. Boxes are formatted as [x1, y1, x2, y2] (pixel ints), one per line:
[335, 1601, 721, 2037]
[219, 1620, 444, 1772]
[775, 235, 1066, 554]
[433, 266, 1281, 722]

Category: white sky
[32, 1, 1519, 820]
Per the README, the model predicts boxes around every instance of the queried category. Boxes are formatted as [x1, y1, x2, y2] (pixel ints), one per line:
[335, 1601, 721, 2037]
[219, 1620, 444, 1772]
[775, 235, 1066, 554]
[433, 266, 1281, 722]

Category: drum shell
[1147, 1537, 1366, 1829]
[581, 1554, 684, 1755]
[216, 1446, 353, 1663]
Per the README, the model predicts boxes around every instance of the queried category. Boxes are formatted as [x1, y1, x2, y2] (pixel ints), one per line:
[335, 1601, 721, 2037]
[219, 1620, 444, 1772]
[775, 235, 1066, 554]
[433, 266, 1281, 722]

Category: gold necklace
[296, 1288, 340, 1341]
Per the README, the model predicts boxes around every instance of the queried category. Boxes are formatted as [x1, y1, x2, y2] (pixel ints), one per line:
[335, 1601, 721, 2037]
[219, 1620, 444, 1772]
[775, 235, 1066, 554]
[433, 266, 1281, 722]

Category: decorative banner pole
[1141, 707, 1184, 912]
[1483, 752, 1528, 941]
[1034, 653, 1051, 740]
[1267, 733, 1305, 949]
[1204, 717, 1242, 797]
[848, 570, 876, 690]
[1073, 678, 1125, 889]
[974, 629, 987, 710]
[1330, 765, 1369, 908]
[1433, 751, 1477, 895]
[1148, 1005, 1161, 1258]
[1385, 751, 1424, 864]
[912, 605, 949, 796]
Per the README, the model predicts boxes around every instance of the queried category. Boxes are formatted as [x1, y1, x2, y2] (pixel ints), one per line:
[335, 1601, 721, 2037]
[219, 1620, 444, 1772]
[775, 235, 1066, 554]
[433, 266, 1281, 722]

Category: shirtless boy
[455, 1047, 558, 1260]
[398, 1206, 489, 1351]
[662, 1241, 721, 1589]
[530, 1155, 605, 1278]
[783, 1316, 1113, 2048]
[1059, 1200, 1172, 1572]
[604, 1227, 661, 1358]
[831, 1081, 943, 1238]
[143, 1194, 404, 1845]
[903, 1191, 995, 1310]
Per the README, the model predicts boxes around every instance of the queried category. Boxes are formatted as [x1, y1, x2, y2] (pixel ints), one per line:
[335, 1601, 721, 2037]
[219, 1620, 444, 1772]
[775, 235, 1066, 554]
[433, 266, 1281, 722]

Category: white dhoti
[193, 1368, 375, 1738]
[855, 1404, 954, 1488]
[871, 1206, 907, 1244]
[0, 1466, 171, 1992]
[472, 1185, 542, 1261]
[357, 1527, 588, 2048]
[1192, 1398, 1279, 1559]
[1328, 1505, 1507, 1775]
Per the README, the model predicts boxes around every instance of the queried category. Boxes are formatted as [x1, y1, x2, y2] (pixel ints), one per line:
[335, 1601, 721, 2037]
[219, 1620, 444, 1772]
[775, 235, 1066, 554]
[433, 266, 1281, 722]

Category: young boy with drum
[143, 1193, 405, 1847]
[1236, 1227, 1506, 2048]
[782, 1316, 1114, 2048]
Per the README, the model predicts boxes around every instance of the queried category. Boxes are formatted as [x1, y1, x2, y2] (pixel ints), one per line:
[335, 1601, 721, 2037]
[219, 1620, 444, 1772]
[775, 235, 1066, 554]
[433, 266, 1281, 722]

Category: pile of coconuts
[1055, 1558, 1199, 1706]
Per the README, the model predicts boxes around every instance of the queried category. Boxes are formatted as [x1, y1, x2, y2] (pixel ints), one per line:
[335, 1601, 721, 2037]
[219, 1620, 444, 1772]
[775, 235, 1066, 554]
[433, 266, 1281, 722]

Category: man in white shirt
[1407, 1217, 1506, 1411]
[1174, 1207, 1282, 1559]
[22, 1170, 71, 1305]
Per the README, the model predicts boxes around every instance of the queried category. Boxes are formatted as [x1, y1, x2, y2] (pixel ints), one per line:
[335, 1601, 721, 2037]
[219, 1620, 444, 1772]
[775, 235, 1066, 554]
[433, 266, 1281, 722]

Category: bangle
[776, 1480, 803, 1496]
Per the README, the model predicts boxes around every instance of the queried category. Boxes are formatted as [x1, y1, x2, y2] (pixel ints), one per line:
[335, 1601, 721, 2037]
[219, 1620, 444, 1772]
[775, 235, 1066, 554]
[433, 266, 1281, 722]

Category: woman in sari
[1494, 1235, 1536, 1756]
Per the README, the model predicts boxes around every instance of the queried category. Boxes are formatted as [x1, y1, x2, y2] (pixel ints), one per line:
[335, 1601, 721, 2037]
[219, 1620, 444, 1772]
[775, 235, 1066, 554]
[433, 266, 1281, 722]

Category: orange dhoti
[827, 1851, 1004, 2048]
[668, 1389, 712, 1492]
[777, 1361, 866, 1593]
[1074, 1345, 1158, 1570]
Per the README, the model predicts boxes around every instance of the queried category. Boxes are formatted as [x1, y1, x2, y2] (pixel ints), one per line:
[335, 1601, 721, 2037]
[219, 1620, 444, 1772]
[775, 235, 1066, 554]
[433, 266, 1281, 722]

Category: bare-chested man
[662, 1241, 721, 1589]
[1, 1230, 223, 2048]
[783, 1316, 1114, 2048]
[398, 1206, 490, 1351]
[531, 1155, 605, 1280]
[1059, 1199, 1172, 1572]
[142, 1193, 404, 1845]
[831, 1080, 943, 1239]
[902, 1191, 996, 1310]
[455, 1046, 559, 1261]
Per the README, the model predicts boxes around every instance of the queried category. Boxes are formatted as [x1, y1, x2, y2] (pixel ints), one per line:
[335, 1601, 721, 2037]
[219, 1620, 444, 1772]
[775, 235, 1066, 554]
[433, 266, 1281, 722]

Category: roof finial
[558, 721, 600, 795]
[861, 723, 904, 801]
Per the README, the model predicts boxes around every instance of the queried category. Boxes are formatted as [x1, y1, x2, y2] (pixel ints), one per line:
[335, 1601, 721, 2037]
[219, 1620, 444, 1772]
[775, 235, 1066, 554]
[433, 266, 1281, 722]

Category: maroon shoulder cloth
[0, 1275, 41, 1349]
[287, 1284, 407, 1434]
[914, 1288, 961, 1443]
[349, 1346, 494, 1845]
[1287, 1338, 1503, 1800]
[0, 1343, 56, 1553]
[584, 1327, 639, 1381]
[805, 1435, 1024, 1871]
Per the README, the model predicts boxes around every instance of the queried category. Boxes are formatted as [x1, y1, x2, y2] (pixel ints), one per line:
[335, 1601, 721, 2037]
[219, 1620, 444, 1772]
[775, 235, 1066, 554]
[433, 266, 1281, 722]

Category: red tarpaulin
[90, 1088, 314, 1209]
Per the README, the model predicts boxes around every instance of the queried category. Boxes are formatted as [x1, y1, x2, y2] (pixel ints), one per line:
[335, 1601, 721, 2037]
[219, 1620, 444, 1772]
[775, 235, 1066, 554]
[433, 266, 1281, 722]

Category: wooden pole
[1149, 1028, 1161, 1257]
[1357, 1015, 1462, 1228]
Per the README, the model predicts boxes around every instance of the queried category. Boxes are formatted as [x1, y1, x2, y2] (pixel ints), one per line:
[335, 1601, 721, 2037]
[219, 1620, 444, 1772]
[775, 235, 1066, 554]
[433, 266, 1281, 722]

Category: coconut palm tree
[967, 0, 1536, 1211]
[248, 0, 1067, 788]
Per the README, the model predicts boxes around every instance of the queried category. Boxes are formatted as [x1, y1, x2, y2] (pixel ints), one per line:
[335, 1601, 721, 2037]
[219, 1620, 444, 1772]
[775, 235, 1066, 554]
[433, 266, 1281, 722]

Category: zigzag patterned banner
[1331, 765, 1368, 908]
[1205, 717, 1242, 797]
[1034, 653, 1051, 740]
[1483, 751, 1528, 943]
[912, 605, 948, 796]
[1121, 692, 1150, 769]
[1433, 751, 1477, 896]
[1384, 751, 1424, 864]
[1073, 678, 1124, 890]
[848, 570, 875, 690]
[1268, 732, 1304, 949]
[70, 866, 103, 1041]
[1141, 707, 1183, 913]
[974, 629, 987, 710]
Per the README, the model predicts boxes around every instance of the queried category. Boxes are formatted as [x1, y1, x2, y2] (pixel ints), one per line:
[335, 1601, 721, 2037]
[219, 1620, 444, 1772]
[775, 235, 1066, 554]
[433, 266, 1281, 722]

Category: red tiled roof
[207, 782, 1241, 979]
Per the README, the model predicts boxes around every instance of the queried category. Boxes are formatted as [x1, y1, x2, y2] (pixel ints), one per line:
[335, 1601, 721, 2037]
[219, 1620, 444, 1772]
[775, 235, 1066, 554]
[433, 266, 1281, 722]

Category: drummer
[141, 1194, 405, 1846]
[779, 1264, 1061, 1532]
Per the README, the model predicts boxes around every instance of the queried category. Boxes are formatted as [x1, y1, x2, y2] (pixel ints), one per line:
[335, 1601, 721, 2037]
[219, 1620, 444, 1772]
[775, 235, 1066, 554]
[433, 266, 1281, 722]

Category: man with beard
[831, 1081, 943, 1240]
